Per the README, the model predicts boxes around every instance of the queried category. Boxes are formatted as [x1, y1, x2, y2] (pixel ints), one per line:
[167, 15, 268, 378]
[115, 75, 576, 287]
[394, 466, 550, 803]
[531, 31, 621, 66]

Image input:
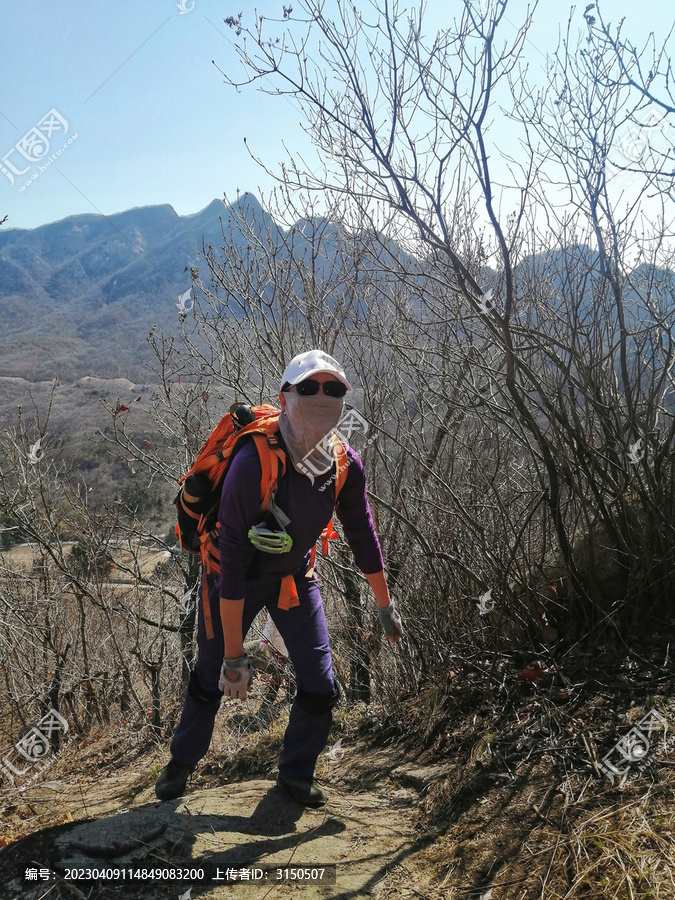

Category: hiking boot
[276, 772, 327, 808]
[155, 758, 196, 801]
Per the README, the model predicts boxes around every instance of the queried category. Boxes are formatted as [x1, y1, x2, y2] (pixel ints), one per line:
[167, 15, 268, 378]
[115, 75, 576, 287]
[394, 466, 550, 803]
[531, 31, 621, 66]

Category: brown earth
[0, 737, 435, 900]
[3, 641, 675, 899]
[4, 542, 172, 581]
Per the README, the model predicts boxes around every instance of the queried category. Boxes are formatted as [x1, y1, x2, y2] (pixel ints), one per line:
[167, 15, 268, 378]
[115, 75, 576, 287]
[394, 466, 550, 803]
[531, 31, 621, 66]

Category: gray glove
[218, 655, 253, 700]
[378, 601, 402, 640]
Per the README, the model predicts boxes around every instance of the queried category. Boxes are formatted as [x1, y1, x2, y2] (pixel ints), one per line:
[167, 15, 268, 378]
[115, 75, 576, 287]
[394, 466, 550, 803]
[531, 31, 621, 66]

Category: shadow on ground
[2, 768, 425, 899]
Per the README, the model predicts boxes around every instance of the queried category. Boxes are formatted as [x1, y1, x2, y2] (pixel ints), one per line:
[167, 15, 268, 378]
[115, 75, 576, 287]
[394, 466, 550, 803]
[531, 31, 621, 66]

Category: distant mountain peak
[0, 197, 257, 382]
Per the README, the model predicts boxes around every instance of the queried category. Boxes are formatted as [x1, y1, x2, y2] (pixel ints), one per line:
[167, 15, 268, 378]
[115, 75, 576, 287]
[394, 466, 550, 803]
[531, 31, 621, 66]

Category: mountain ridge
[0, 196, 267, 381]
[1, 196, 672, 383]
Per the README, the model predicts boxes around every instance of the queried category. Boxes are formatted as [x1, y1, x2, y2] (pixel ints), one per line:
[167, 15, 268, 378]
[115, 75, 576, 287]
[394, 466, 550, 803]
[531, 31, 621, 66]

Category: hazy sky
[0, 0, 672, 231]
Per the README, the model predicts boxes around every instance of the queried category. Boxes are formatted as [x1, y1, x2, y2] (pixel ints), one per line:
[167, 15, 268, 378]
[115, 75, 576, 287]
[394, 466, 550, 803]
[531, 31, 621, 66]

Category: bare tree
[215, 0, 675, 644]
[0, 385, 190, 758]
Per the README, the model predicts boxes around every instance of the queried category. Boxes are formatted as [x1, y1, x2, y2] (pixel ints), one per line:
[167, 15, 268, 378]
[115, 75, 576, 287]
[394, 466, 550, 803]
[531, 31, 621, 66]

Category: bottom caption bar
[30, 864, 337, 885]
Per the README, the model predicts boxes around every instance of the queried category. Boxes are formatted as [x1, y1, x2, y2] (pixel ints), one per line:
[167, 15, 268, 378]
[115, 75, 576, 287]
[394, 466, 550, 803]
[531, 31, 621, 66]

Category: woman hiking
[155, 349, 402, 807]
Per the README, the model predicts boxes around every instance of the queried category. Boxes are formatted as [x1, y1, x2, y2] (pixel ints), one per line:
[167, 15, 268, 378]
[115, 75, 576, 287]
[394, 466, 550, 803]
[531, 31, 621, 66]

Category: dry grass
[2, 679, 675, 899]
[417, 771, 675, 898]
[399, 639, 675, 899]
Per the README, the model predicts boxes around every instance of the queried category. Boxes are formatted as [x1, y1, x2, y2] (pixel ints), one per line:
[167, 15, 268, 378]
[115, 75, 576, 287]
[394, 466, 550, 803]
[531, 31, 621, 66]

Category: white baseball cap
[280, 349, 351, 391]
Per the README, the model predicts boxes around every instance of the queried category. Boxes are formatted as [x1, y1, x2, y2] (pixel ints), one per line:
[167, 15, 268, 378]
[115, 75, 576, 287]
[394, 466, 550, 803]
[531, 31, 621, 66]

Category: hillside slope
[0, 197, 273, 382]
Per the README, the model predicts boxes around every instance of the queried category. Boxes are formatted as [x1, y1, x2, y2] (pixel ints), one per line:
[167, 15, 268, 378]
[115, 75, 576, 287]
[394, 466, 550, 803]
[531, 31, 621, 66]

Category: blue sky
[0, 0, 671, 231]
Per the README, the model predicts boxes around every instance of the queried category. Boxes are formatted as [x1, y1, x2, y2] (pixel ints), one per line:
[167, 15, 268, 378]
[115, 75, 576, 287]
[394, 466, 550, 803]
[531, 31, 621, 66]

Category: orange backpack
[175, 403, 348, 638]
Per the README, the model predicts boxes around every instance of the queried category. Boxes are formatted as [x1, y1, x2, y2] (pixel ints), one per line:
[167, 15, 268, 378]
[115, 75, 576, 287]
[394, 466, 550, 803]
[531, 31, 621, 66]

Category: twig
[581, 731, 601, 778]
[258, 811, 328, 900]
[530, 779, 560, 823]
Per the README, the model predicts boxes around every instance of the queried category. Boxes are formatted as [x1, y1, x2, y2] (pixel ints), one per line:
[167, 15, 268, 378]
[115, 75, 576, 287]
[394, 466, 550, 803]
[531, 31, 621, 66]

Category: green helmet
[248, 524, 293, 554]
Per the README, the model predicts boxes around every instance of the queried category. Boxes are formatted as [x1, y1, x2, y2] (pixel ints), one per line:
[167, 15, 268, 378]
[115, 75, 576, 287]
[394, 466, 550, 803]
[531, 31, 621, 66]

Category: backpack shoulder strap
[225, 413, 285, 511]
[332, 434, 349, 502]
[312, 437, 350, 565]
[251, 429, 286, 510]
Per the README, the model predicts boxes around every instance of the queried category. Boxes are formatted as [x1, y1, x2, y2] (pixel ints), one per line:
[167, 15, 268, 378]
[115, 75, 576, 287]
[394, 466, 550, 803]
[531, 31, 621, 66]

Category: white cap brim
[281, 350, 351, 391]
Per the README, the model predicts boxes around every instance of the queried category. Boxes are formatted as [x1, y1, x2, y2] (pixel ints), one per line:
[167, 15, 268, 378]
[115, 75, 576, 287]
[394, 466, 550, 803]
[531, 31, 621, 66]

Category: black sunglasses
[292, 378, 347, 398]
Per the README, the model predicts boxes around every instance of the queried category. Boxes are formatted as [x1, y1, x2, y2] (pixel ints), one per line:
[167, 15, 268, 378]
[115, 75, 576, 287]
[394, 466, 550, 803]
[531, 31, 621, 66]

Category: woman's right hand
[219, 655, 253, 699]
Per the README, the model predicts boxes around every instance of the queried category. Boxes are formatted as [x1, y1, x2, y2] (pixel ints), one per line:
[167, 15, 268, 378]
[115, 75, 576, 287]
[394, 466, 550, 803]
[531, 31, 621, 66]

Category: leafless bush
[0, 387, 192, 757]
[202, 0, 675, 700]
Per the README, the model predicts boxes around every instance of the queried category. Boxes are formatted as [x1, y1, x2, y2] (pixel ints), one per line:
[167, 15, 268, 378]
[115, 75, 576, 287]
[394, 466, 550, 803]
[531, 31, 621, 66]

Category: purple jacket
[218, 431, 383, 598]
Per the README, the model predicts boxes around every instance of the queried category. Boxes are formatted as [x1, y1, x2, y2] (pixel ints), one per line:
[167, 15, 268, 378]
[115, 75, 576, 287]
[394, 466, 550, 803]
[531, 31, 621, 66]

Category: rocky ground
[0, 733, 437, 900]
[2, 638, 675, 899]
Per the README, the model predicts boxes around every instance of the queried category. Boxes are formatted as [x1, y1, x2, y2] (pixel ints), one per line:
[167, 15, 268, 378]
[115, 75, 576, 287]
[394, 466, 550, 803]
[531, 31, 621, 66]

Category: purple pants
[170, 573, 337, 780]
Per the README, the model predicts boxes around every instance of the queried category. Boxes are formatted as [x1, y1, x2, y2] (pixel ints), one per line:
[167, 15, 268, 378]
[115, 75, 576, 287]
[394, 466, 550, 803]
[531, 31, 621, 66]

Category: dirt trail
[2, 746, 436, 900]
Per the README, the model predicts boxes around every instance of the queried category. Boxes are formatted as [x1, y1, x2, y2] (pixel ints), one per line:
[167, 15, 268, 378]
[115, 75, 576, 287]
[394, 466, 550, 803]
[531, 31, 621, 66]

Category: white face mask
[278, 392, 344, 482]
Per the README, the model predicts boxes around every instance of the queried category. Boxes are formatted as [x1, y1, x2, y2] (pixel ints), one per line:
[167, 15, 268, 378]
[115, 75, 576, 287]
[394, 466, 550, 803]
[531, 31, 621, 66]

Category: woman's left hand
[378, 601, 402, 643]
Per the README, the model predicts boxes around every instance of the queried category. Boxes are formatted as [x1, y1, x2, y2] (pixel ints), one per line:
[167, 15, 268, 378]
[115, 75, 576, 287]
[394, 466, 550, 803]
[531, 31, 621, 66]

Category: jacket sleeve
[218, 441, 262, 598]
[334, 446, 384, 574]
